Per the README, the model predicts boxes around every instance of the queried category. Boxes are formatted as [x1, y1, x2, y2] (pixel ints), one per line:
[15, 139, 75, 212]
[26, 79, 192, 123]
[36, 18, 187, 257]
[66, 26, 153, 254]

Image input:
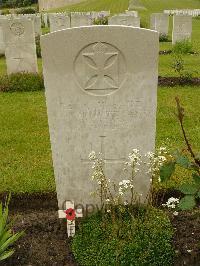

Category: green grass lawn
[0, 87, 199, 193]
[51, 0, 129, 13]
[51, 0, 200, 14]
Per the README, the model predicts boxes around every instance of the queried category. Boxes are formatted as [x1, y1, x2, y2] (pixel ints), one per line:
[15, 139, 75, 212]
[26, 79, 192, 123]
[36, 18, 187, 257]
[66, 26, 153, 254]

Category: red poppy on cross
[65, 208, 76, 221]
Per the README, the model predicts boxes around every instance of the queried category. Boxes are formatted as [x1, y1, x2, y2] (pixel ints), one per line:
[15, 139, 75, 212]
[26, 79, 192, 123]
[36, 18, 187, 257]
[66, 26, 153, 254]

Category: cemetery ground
[0, 1, 200, 266]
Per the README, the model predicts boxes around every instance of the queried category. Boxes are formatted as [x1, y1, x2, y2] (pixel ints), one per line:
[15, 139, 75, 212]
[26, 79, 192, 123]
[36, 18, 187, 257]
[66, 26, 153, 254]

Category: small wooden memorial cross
[58, 200, 83, 237]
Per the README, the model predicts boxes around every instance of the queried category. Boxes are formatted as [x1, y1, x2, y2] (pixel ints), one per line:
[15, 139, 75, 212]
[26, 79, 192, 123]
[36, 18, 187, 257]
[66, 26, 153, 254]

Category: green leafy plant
[72, 149, 174, 265]
[72, 208, 174, 266]
[93, 15, 108, 25]
[171, 53, 196, 81]
[0, 73, 44, 92]
[159, 34, 168, 42]
[0, 195, 24, 261]
[172, 53, 185, 77]
[160, 98, 200, 210]
[172, 40, 193, 55]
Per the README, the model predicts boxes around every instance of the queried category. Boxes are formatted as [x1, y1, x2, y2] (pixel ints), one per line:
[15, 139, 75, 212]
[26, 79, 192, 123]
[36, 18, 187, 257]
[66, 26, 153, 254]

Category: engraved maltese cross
[82, 42, 119, 93]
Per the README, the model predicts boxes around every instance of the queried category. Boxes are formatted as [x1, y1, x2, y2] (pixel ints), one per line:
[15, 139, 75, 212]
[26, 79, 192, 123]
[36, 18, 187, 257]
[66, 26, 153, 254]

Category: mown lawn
[0, 86, 199, 193]
[51, 0, 129, 13]
[51, 0, 200, 15]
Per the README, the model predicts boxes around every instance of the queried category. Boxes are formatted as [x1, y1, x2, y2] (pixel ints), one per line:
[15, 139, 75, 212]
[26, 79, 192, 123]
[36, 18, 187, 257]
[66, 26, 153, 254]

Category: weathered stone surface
[108, 15, 140, 27]
[172, 15, 192, 44]
[41, 26, 159, 209]
[49, 13, 70, 32]
[71, 12, 92, 27]
[25, 14, 42, 36]
[125, 10, 138, 17]
[150, 13, 169, 36]
[4, 18, 38, 74]
[13, 14, 42, 36]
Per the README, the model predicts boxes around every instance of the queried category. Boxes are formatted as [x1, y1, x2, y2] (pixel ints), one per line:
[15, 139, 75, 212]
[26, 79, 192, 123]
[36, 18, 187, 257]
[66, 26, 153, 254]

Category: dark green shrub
[1, 9, 10, 15]
[172, 40, 193, 54]
[0, 73, 44, 92]
[15, 7, 36, 14]
[0, 0, 37, 8]
[35, 35, 41, 58]
[159, 34, 168, 42]
[72, 207, 174, 266]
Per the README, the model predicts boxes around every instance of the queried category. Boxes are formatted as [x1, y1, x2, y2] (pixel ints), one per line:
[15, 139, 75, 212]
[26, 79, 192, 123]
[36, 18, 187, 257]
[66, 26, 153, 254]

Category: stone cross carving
[10, 22, 25, 36]
[82, 42, 119, 93]
[81, 135, 125, 166]
[13, 50, 24, 71]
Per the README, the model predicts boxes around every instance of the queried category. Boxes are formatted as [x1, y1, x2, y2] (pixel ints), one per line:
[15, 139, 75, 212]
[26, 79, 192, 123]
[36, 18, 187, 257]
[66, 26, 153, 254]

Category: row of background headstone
[150, 13, 192, 44]
[164, 9, 200, 17]
[0, 11, 193, 74]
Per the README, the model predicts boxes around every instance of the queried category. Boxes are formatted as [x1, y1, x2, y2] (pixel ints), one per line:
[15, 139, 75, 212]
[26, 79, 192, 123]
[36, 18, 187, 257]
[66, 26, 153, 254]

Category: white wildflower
[162, 197, 179, 210]
[89, 151, 96, 160]
[187, 250, 192, 253]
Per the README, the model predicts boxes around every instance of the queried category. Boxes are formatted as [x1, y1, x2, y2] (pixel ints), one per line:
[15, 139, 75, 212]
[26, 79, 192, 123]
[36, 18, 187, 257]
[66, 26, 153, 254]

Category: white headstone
[4, 18, 38, 74]
[71, 12, 92, 27]
[49, 13, 70, 32]
[172, 15, 192, 44]
[41, 26, 159, 210]
[0, 17, 6, 55]
[21, 14, 42, 36]
[91, 11, 110, 20]
[108, 15, 140, 27]
[125, 10, 138, 17]
[150, 13, 169, 36]
[43, 13, 48, 28]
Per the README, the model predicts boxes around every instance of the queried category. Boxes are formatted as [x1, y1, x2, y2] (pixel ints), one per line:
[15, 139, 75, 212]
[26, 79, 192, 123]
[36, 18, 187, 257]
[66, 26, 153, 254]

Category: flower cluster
[145, 147, 169, 182]
[125, 149, 142, 172]
[118, 179, 134, 196]
[162, 197, 179, 209]
[88, 151, 104, 184]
